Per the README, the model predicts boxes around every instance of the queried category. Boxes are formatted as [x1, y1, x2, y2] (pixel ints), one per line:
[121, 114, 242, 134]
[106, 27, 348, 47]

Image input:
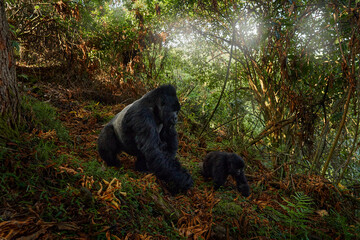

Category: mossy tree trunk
[0, 1, 20, 131]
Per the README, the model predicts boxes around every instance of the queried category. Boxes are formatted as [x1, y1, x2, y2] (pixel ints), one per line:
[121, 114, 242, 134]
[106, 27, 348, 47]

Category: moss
[213, 201, 245, 218]
[0, 115, 21, 140]
[21, 95, 69, 142]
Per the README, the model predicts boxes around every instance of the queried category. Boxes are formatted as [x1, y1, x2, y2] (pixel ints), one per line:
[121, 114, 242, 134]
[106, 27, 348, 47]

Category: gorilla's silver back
[112, 102, 134, 143]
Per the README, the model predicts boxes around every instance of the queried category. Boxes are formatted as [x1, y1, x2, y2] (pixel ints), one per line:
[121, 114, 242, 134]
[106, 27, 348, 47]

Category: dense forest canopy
[0, 0, 359, 239]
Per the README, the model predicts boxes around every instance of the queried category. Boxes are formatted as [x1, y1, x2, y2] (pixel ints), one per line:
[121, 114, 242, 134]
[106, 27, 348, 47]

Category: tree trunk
[0, 1, 20, 131]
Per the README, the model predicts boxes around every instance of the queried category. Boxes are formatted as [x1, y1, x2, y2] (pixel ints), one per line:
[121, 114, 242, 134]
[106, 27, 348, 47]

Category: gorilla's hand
[166, 168, 193, 194]
[237, 183, 250, 197]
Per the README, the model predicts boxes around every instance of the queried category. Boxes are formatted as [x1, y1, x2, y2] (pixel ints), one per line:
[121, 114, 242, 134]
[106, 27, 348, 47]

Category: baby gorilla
[202, 151, 250, 197]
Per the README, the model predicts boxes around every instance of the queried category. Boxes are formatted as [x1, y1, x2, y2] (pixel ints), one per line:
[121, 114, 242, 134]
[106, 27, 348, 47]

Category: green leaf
[12, 41, 20, 51]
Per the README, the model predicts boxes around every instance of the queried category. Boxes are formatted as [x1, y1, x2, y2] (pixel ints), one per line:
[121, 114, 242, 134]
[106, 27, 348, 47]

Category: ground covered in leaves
[0, 78, 359, 239]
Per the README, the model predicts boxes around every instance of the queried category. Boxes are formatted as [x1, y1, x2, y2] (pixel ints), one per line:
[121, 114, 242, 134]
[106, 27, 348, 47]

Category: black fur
[98, 85, 193, 193]
[202, 151, 250, 197]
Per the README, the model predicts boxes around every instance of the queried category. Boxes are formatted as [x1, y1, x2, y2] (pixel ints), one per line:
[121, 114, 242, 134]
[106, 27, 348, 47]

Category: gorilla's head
[228, 154, 250, 197]
[227, 154, 245, 175]
[155, 85, 181, 127]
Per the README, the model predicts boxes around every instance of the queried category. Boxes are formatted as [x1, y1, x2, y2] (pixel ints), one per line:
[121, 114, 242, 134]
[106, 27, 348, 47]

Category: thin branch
[336, 83, 360, 184]
[248, 116, 297, 146]
[321, 86, 353, 177]
[199, 20, 237, 137]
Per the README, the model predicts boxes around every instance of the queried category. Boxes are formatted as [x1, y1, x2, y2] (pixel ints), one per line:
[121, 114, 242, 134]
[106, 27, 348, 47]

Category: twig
[199, 20, 237, 136]
[248, 116, 296, 146]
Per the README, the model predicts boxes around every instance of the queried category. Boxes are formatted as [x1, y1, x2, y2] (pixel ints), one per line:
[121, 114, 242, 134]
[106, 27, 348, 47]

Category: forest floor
[0, 71, 359, 239]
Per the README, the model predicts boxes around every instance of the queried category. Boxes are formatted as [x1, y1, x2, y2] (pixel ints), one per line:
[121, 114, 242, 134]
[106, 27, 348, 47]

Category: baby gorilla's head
[228, 154, 250, 197]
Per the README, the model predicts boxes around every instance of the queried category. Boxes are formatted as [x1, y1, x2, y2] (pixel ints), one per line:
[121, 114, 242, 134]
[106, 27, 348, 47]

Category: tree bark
[0, 1, 20, 130]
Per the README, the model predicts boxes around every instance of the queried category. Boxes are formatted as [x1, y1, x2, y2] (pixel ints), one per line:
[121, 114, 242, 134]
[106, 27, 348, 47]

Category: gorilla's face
[229, 154, 250, 197]
[159, 93, 181, 126]
[167, 111, 178, 125]
[237, 183, 250, 197]
[228, 154, 245, 175]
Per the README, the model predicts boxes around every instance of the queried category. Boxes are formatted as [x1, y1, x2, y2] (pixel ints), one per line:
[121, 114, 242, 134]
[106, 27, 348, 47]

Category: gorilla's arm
[98, 124, 122, 167]
[130, 109, 193, 192]
[159, 125, 178, 159]
[211, 158, 228, 190]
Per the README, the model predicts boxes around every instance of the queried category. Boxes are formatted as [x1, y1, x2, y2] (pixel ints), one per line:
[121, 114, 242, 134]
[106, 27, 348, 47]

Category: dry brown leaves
[34, 129, 58, 141]
[93, 178, 126, 210]
[54, 0, 80, 21]
[130, 173, 160, 192]
[58, 165, 127, 210]
[123, 232, 168, 240]
[290, 174, 340, 207]
[0, 217, 78, 239]
[177, 190, 220, 239]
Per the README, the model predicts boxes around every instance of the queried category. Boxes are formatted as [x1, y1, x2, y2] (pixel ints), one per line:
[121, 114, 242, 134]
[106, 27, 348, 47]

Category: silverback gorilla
[98, 85, 193, 193]
[202, 151, 250, 197]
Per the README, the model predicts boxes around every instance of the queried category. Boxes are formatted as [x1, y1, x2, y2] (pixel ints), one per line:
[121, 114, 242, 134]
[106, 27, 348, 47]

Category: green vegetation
[1, 0, 359, 239]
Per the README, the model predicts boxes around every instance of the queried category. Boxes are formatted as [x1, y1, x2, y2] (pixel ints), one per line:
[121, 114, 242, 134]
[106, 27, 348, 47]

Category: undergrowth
[0, 89, 359, 239]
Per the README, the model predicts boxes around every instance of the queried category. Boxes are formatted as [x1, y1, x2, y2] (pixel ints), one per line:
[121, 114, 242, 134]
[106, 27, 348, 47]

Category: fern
[276, 192, 314, 238]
